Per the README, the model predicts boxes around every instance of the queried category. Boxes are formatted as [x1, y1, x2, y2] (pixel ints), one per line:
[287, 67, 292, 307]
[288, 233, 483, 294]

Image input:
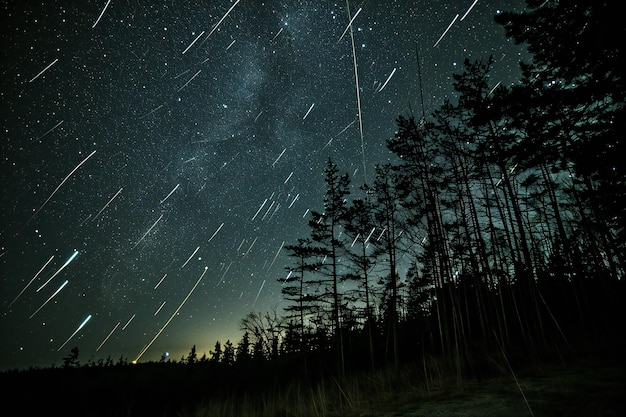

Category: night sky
[1, 0, 528, 371]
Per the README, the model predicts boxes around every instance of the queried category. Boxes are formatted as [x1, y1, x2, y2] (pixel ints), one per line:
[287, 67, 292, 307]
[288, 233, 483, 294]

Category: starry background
[0, 0, 528, 371]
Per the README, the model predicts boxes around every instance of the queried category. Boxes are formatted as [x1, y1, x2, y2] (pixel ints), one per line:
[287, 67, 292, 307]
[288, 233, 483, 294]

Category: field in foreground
[357, 361, 624, 417]
[2, 355, 623, 417]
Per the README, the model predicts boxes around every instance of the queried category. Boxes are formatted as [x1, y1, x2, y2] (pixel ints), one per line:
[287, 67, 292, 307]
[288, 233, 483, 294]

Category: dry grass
[183, 357, 623, 417]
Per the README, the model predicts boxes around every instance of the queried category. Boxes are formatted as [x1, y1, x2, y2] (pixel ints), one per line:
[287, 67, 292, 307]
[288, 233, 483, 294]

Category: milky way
[0, 0, 528, 370]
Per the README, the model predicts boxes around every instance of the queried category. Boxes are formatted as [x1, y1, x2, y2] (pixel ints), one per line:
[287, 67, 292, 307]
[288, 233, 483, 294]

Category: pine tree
[278, 237, 324, 351]
[308, 158, 351, 375]
[495, 0, 625, 274]
[388, 115, 451, 289]
[371, 164, 406, 368]
[236, 332, 251, 363]
[222, 340, 235, 365]
[343, 194, 381, 370]
[210, 341, 222, 363]
[252, 338, 265, 361]
[405, 261, 434, 323]
[186, 344, 197, 364]
[62, 346, 80, 368]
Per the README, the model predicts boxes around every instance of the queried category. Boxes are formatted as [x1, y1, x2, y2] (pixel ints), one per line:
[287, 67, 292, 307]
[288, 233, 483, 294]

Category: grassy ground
[348, 361, 624, 417]
[181, 356, 624, 417]
[3, 353, 622, 416]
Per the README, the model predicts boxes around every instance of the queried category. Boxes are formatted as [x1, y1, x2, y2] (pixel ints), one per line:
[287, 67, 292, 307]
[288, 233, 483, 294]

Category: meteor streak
[488, 81, 502, 96]
[252, 280, 266, 307]
[261, 201, 276, 221]
[272, 148, 286, 167]
[122, 314, 136, 330]
[218, 262, 233, 285]
[132, 214, 163, 249]
[336, 119, 356, 137]
[174, 69, 190, 79]
[8, 255, 54, 308]
[267, 203, 281, 222]
[377, 67, 397, 92]
[302, 103, 315, 120]
[96, 321, 120, 351]
[160, 184, 180, 205]
[243, 237, 258, 257]
[460, 0, 479, 21]
[271, 27, 284, 42]
[27, 150, 97, 224]
[154, 273, 167, 289]
[177, 70, 201, 92]
[30, 280, 69, 319]
[35, 120, 64, 143]
[267, 241, 285, 270]
[181, 246, 200, 269]
[29, 58, 58, 83]
[208, 222, 224, 242]
[93, 187, 123, 221]
[36, 250, 79, 292]
[58, 314, 92, 352]
[154, 301, 166, 316]
[134, 267, 208, 363]
[288, 194, 299, 209]
[138, 104, 164, 120]
[182, 30, 205, 54]
[337, 7, 362, 43]
[433, 13, 459, 48]
[92, 0, 112, 28]
[252, 199, 268, 221]
[202, 0, 242, 44]
[346, 0, 367, 182]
